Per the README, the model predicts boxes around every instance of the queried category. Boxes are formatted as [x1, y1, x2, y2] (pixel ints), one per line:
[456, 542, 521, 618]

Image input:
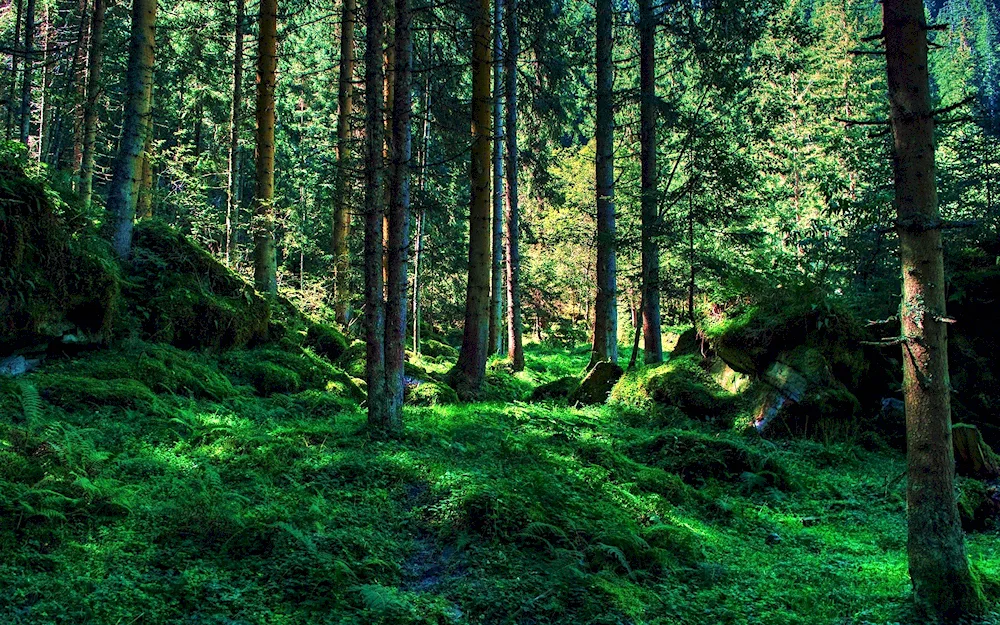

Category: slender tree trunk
[688, 188, 696, 327]
[638, 0, 661, 364]
[883, 0, 984, 620]
[590, 0, 617, 369]
[6, 0, 23, 141]
[412, 33, 432, 354]
[253, 0, 278, 294]
[36, 4, 48, 161]
[19, 0, 35, 146]
[504, 0, 523, 371]
[106, 0, 156, 259]
[489, 0, 505, 356]
[364, 0, 388, 427]
[79, 0, 105, 207]
[332, 0, 356, 323]
[453, 0, 493, 396]
[383, 0, 412, 432]
[71, 0, 90, 177]
[226, 0, 245, 265]
[137, 134, 153, 219]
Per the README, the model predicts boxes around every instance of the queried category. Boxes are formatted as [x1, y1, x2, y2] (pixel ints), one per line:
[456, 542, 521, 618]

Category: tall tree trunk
[332, 0, 356, 323]
[253, 0, 278, 294]
[638, 0, 661, 364]
[19, 0, 35, 146]
[412, 31, 432, 354]
[106, 0, 156, 259]
[504, 0, 523, 371]
[226, 0, 245, 266]
[383, 0, 412, 432]
[364, 0, 388, 427]
[883, 0, 984, 619]
[36, 3, 48, 160]
[79, 0, 105, 207]
[489, 0, 505, 356]
[452, 0, 493, 396]
[6, 0, 23, 141]
[589, 0, 617, 369]
[71, 0, 90, 177]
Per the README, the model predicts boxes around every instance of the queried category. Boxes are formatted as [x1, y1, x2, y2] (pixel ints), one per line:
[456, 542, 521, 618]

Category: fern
[17, 379, 41, 422]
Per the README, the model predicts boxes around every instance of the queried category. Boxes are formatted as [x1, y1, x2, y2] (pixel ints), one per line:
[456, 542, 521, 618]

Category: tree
[638, 0, 662, 364]
[79, 0, 105, 207]
[364, 0, 388, 428]
[452, 0, 493, 396]
[226, 0, 246, 265]
[504, 0, 524, 371]
[332, 0, 357, 324]
[489, 0, 506, 356]
[383, 0, 413, 430]
[254, 0, 278, 294]
[883, 0, 984, 619]
[19, 0, 35, 146]
[106, 0, 157, 259]
[590, 0, 618, 368]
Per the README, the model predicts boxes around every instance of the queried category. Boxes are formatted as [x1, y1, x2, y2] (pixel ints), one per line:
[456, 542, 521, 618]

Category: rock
[671, 327, 703, 358]
[646, 355, 734, 420]
[0, 356, 31, 377]
[953, 423, 1000, 480]
[569, 361, 623, 406]
[406, 381, 459, 406]
[529, 376, 579, 402]
[421, 339, 459, 360]
[765, 532, 782, 545]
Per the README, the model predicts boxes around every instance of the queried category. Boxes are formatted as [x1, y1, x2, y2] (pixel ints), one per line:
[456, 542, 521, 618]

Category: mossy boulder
[406, 381, 459, 406]
[569, 361, 623, 406]
[646, 356, 735, 421]
[421, 339, 458, 360]
[130, 220, 270, 351]
[338, 340, 367, 379]
[0, 151, 121, 350]
[529, 376, 580, 402]
[304, 322, 348, 361]
[222, 347, 364, 400]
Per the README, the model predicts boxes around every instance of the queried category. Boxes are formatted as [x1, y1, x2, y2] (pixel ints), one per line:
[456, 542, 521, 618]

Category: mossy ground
[2, 342, 1000, 624]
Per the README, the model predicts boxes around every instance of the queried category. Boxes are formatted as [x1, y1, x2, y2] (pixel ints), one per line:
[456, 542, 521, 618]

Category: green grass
[1, 343, 998, 624]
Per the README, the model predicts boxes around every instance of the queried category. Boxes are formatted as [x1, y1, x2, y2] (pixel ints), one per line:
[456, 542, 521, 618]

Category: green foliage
[644, 355, 737, 421]
[222, 347, 363, 400]
[305, 322, 348, 361]
[406, 382, 459, 407]
[33, 374, 159, 412]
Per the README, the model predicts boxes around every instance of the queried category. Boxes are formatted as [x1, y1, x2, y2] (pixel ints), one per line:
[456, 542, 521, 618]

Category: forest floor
[2, 342, 1000, 625]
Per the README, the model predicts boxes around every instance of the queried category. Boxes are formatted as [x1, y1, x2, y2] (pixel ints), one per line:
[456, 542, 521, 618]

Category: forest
[2, 0, 1000, 622]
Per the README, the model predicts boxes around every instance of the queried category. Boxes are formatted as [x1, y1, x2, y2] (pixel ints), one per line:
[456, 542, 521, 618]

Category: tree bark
[489, 0, 505, 356]
[71, 0, 90, 176]
[383, 0, 412, 432]
[504, 0, 524, 371]
[453, 0, 493, 396]
[106, 0, 156, 259]
[364, 0, 388, 428]
[19, 0, 35, 146]
[883, 0, 984, 619]
[589, 0, 618, 369]
[79, 0, 105, 207]
[226, 0, 245, 266]
[332, 0, 356, 324]
[638, 0, 662, 364]
[6, 0, 23, 141]
[412, 31, 432, 354]
[253, 0, 278, 294]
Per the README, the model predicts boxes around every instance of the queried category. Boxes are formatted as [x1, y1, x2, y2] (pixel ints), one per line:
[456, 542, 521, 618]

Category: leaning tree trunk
[19, 0, 35, 146]
[226, 0, 245, 265]
[452, 0, 493, 396]
[332, 0, 357, 324]
[383, 0, 412, 433]
[364, 0, 388, 428]
[883, 0, 984, 620]
[589, 0, 618, 369]
[79, 0, 105, 207]
[489, 0, 505, 356]
[638, 0, 662, 364]
[106, 0, 156, 259]
[504, 0, 524, 371]
[253, 0, 278, 294]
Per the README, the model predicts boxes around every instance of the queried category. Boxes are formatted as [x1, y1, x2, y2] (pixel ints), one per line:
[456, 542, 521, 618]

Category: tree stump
[953, 423, 1000, 480]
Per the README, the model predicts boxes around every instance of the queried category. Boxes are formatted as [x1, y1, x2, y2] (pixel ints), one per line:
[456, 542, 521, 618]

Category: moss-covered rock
[421, 339, 458, 360]
[569, 361, 623, 406]
[130, 220, 269, 351]
[338, 340, 367, 379]
[304, 322, 348, 361]
[34, 374, 158, 411]
[645, 355, 734, 420]
[222, 347, 364, 401]
[529, 376, 580, 402]
[406, 381, 459, 406]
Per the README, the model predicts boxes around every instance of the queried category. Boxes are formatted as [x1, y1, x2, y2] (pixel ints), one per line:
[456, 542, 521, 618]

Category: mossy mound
[645, 355, 735, 421]
[33, 374, 159, 412]
[0, 150, 121, 351]
[304, 322, 348, 361]
[129, 221, 269, 351]
[222, 347, 364, 400]
[406, 381, 459, 406]
[338, 340, 367, 379]
[569, 361, 623, 406]
[420, 339, 458, 360]
[529, 375, 580, 402]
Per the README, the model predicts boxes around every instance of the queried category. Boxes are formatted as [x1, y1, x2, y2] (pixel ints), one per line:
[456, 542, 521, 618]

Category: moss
[421, 339, 458, 360]
[338, 340, 367, 379]
[222, 347, 364, 400]
[529, 376, 580, 402]
[645, 355, 735, 421]
[406, 382, 459, 406]
[304, 322, 348, 361]
[33, 374, 158, 411]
